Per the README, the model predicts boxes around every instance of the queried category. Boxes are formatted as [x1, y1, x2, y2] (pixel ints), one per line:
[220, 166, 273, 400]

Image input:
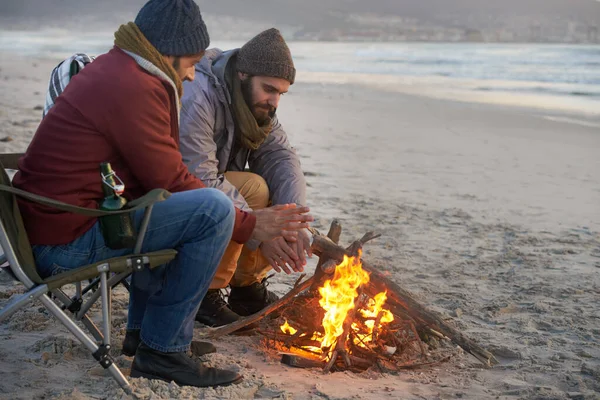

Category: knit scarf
[228, 61, 272, 150]
[114, 22, 183, 99]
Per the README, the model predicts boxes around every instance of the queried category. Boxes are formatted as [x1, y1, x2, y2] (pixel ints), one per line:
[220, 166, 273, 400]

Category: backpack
[43, 53, 95, 117]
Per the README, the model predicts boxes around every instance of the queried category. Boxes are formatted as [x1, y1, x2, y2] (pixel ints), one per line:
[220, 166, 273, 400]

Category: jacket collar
[196, 48, 240, 105]
[121, 48, 181, 123]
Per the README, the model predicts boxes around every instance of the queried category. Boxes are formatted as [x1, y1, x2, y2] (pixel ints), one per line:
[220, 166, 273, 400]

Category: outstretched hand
[260, 228, 313, 274]
[250, 204, 313, 243]
[260, 237, 300, 274]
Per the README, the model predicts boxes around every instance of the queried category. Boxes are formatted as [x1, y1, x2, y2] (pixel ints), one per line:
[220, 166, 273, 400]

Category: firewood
[310, 233, 498, 367]
[290, 337, 323, 349]
[372, 311, 384, 341]
[325, 220, 343, 244]
[347, 354, 373, 370]
[319, 259, 337, 274]
[284, 328, 306, 347]
[310, 220, 342, 292]
[324, 291, 368, 372]
[357, 231, 382, 245]
[204, 275, 315, 338]
[406, 319, 427, 358]
[281, 353, 325, 369]
[323, 350, 338, 373]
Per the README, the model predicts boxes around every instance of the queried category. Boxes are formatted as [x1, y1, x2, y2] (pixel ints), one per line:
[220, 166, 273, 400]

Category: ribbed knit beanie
[134, 0, 210, 56]
[237, 28, 296, 84]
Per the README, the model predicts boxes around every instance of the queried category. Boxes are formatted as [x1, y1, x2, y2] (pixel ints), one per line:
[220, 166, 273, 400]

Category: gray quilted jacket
[179, 48, 306, 213]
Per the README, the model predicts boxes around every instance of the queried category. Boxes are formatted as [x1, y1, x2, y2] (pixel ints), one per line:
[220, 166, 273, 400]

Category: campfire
[264, 250, 431, 373]
[203, 221, 498, 373]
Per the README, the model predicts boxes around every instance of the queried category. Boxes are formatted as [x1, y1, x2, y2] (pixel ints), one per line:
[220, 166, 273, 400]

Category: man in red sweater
[12, 0, 311, 388]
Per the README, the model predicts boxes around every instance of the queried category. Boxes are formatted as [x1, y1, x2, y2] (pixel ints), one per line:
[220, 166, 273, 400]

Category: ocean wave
[474, 86, 600, 98]
[373, 58, 467, 66]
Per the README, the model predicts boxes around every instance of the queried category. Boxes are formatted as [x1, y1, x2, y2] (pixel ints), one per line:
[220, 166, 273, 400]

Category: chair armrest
[126, 189, 171, 209]
[0, 184, 171, 217]
[44, 249, 178, 290]
[0, 153, 24, 170]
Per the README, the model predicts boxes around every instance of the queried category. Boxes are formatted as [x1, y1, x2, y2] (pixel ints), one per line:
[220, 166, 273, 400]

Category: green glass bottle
[99, 162, 137, 249]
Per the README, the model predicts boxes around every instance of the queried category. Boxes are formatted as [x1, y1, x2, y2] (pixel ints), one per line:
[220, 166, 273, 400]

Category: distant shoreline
[1, 28, 598, 46]
[1, 39, 598, 119]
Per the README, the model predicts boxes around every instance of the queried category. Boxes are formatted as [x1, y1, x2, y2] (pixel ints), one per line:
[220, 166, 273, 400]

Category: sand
[0, 53, 599, 400]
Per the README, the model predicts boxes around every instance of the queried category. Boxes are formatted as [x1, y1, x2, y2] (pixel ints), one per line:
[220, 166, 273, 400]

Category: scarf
[228, 61, 272, 150]
[114, 22, 183, 99]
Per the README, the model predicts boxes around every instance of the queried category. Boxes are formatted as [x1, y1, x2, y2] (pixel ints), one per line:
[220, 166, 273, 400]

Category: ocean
[1, 29, 599, 117]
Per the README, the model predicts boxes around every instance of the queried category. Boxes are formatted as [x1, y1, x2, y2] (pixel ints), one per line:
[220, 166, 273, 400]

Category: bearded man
[179, 28, 311, 327]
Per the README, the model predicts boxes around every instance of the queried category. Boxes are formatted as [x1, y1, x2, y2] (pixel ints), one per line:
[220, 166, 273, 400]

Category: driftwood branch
[310, 220, 343, 291]
[358, 231, 381, 245]
[311, 234, 498, 367]
[325, 220, 342, 245]
[204, 275, 314, 338]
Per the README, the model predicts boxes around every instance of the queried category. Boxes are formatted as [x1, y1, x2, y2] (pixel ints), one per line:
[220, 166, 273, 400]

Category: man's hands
[260, 237, 300, 274]
[250, 204, 313, 243]
[260, 228, 313, 274]
[292, 228, 312, 268]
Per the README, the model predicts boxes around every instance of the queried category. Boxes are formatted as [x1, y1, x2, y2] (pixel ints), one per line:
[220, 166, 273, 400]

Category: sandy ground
[0, 53, 599, 400]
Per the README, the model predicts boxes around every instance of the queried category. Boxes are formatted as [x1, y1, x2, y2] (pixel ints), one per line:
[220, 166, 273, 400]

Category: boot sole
[122, 342, 216, 358]
[130, 368, 243, 388]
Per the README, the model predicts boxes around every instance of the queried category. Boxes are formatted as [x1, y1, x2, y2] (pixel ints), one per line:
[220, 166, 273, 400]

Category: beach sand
[0, 53, 599, 400]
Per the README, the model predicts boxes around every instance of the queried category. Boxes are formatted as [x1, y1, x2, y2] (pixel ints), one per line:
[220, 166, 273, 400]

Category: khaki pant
[209, 172, 272, 289]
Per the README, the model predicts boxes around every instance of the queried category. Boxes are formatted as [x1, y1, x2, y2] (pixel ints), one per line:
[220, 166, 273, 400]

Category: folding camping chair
[0, 153, 177, 392]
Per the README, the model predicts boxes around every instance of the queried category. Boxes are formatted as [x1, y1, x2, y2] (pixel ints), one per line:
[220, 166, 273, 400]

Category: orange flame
[280, 320, 297, 335]
[318, 251, 370, 349]
[279, 251, 394, 356]
[354, 292, 394, 345]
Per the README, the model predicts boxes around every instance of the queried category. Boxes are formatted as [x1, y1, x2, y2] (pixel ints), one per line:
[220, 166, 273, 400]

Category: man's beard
[241, 77, 276, 125]
[171, 57, 192, 82]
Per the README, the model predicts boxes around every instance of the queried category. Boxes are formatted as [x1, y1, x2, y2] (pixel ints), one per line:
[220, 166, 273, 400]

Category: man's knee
[190, 188, 235, 227]
[236, 173, 270, 210]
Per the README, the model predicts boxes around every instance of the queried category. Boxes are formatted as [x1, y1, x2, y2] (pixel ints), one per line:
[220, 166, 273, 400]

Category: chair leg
[39, 292, 131, 392]
[0, 285, 48, 323]
[52, 288, 105, 344]
[75, 281, 83, 305]
[76, 271, 130, 321]
[99, 271, 111, 345]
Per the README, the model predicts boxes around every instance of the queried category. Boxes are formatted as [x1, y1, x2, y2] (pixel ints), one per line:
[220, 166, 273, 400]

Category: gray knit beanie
[237, 28, 296, 84]
[134, 0, 210, 56]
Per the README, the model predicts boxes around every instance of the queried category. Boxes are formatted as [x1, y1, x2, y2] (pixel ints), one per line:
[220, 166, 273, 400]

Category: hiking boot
[195, 289, 241, 327]
[121, 329, 216, 357]
[131, 343, 242, 387]
[228, 279, 280, 316]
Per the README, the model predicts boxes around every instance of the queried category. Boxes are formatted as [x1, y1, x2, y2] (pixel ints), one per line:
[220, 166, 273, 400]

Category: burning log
[310, 230, 498, 367]
[281, 353, 324, 369]
[323, 298, 358, 372]
[319, 259, 337, 275]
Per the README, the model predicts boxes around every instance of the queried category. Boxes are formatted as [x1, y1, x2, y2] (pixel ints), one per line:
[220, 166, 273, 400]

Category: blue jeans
[32, 188, 235, 353]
